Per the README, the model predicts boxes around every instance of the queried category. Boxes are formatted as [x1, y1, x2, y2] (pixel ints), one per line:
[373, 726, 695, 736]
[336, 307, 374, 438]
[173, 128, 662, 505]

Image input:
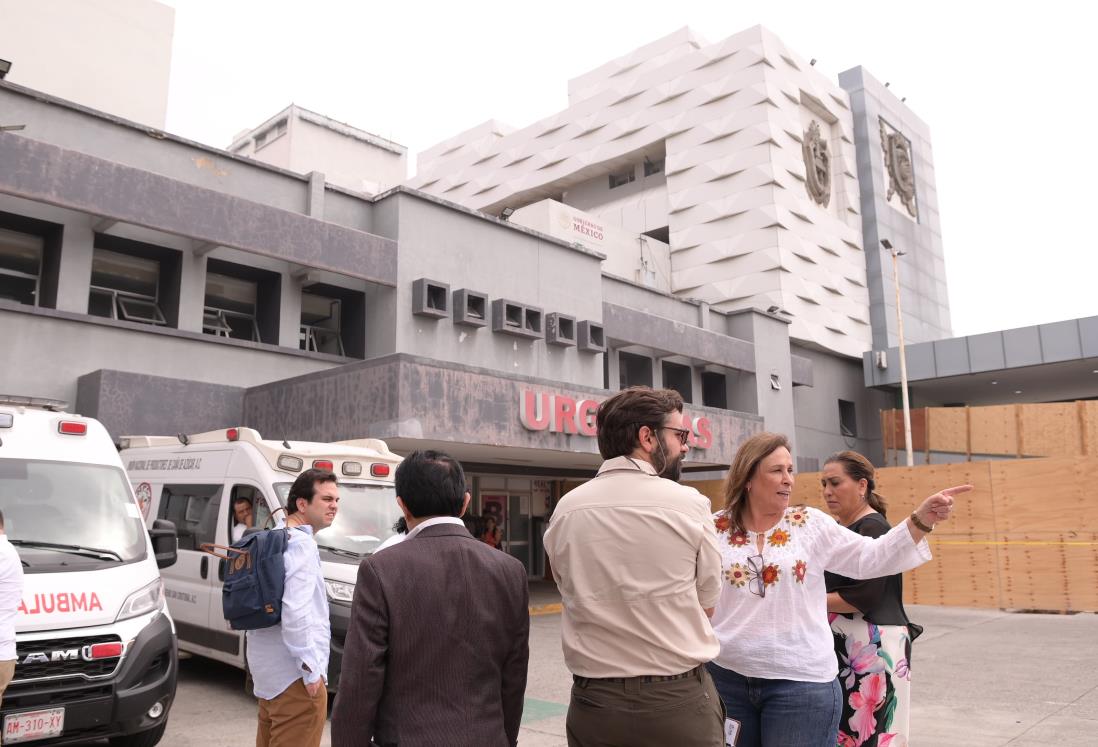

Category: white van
[0, 396, 178, 747]
[119, 427, 402, 690]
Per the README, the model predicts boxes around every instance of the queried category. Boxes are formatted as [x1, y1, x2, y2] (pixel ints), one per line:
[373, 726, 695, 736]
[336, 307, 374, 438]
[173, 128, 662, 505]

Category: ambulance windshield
[0, 458, 148, 568]
[274, 482, 401, 556]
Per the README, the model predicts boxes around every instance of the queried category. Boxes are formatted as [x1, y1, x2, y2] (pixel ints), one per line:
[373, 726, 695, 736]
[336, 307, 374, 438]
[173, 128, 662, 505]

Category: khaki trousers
[566, 666, 725, 747]
[0, 659, 14, 709]
[256, 678, 327, 747]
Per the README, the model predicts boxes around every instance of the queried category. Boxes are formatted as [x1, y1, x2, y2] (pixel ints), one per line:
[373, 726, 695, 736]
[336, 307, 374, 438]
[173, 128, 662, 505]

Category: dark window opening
[301, 282, 365, 359]
[608, 167, 636, 189]
[662, 361, 693, 403]
[839, 399, 858, 438]
[204, 258, 281, 344]
[0, 227, 42, 307]
[524, 307, 543, 334]
[425, 284, 446, 312]
[88, 249, 167, 326]
[702, 372, 728, 409]
[643, 226, 670, 244]
[644, 157, 664, 177]
[504, 303, 522, 328]
[619, 351, 653, 389]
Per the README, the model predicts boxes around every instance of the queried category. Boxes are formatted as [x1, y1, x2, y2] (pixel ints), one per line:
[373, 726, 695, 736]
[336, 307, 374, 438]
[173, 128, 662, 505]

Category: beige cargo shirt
[544, 456, 722, 677]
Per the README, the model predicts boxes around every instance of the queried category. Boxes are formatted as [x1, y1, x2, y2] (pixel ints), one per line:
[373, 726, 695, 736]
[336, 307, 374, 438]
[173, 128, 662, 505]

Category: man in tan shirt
[544, 387, 725, 747]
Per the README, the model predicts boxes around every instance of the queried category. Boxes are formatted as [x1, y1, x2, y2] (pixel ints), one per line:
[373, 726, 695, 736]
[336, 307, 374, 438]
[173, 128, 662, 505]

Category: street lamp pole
[881, 239, 913, 467]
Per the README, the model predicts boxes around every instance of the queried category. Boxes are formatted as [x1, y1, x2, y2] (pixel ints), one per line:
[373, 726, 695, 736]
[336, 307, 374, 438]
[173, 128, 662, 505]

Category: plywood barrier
[687, 456, 1098, 612]
[884, 400, 1098, 460]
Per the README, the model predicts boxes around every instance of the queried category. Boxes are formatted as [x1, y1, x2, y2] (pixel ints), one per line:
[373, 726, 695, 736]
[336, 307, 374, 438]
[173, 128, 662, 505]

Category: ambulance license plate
[3, 708, 64, 744]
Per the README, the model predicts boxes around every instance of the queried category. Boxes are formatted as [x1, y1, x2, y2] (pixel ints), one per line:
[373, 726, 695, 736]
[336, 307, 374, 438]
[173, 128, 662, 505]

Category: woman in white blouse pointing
[706, 433, 968, 747]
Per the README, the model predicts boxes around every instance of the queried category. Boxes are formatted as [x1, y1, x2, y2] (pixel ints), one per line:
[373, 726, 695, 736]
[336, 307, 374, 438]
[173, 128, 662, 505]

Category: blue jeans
[705, 663, 840, 747]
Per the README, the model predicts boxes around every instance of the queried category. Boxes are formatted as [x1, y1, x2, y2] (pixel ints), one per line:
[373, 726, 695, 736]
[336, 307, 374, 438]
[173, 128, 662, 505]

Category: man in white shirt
[544, 387, 725, 747]
[0, 510, 25, 707]
[246, 469, 338, 747]
[230, 495, 253, 544]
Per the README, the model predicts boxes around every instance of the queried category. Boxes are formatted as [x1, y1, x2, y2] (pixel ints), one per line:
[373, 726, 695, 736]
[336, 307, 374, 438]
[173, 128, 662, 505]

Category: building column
[279, 272, 303, 349]
[728, 310, 797, 451]
[177, 251, 207, 333]
[53, 218, 95, 313]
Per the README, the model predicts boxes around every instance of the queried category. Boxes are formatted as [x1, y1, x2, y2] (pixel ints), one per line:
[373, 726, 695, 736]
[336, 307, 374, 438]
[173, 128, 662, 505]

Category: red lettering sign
[518, 389, 712, 449]
[19, 592, 103, 615]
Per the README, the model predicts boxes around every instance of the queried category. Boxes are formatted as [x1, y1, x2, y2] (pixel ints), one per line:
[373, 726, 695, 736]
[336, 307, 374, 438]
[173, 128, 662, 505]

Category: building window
[644, 157, 664, 177]
[300, 282, 367, 359]
[839, 399, 858, 438]
[702, 372, 727, 409]
[254, 119, 288, 150]
[203, 258, 282, 345]
[662, 361, 693, 403]
[619, 351, 653, 389]
[88, 248, 167, 326]
[0, 227, 43, 306]
[156, 484, 222, 552]
[608, 167, 636, 190]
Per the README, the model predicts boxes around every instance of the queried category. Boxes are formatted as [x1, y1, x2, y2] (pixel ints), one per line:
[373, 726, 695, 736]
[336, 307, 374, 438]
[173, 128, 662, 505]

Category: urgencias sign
[519, 389, 713, 449]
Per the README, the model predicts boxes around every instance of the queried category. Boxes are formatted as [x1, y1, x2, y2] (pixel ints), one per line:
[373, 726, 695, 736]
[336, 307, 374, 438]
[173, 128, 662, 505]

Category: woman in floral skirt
[706, 433, 967, 747]
[823, 451, 921, 747]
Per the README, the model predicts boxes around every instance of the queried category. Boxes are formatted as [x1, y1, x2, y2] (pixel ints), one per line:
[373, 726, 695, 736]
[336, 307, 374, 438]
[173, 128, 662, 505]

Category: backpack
[202, 528, 290, 630]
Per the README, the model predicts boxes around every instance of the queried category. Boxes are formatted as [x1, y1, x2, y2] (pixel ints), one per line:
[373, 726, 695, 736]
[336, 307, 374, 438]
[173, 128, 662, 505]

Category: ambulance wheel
[109, 721, 167, 747]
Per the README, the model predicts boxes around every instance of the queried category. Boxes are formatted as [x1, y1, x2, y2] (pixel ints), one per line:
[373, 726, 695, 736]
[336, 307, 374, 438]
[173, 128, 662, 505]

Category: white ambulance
[119, 427, 402, 691]
[0, 396, 178, 747]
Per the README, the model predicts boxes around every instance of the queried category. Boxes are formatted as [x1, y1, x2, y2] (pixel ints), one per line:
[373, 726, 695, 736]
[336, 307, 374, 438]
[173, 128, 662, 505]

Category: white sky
[162, 0, 1098, 338]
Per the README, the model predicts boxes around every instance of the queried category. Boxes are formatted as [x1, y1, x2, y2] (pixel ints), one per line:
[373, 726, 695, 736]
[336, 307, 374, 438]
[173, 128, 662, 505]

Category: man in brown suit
[331, 450, 530, 747]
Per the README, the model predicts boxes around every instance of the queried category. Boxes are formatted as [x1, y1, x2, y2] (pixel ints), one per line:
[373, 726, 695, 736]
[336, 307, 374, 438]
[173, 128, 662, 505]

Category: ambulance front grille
[12, 634, 124, 684]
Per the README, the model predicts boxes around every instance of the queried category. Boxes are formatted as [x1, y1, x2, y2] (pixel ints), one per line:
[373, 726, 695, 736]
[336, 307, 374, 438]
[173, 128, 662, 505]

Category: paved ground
[61, 599, 1098, 746]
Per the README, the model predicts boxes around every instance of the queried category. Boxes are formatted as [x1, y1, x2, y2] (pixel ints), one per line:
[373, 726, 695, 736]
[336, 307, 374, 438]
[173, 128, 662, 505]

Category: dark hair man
[332, 450, 529, 747]
[247, 468, 339, 747]
[230, 495, 254, 543]
[0, 510, 24, 709]
[544, 387, 725, 746]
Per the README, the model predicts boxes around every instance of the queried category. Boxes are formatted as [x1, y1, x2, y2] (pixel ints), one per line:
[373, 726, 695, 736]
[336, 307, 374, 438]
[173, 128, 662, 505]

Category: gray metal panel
[966, 332, 1006, 372]
[1081, 316, 1098, 358]
[0, 133, 398, 285]
[932, 336, 970, 377]
[602, 302, 755, 373]
[1002, 326, 1043, 367]
[1039, 320, 1083, 363]
[904, 344, 937, 380]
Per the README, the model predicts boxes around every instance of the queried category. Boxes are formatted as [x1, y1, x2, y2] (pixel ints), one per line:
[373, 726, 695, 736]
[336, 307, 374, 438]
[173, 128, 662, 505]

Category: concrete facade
[0, 74, 894, 484]
[228, 105, 408, 196]
[408, 27, 874, 359]
[839, 66, 952, 350]
[0, 0, 174, 128]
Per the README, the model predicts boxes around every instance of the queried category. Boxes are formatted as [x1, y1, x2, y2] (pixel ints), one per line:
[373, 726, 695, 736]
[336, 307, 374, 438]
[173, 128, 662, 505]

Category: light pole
[881, 238, 913, 467]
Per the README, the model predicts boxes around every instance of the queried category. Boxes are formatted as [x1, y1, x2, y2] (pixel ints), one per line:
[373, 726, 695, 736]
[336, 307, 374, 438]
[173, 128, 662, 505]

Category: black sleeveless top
[823, 512, 913, 627]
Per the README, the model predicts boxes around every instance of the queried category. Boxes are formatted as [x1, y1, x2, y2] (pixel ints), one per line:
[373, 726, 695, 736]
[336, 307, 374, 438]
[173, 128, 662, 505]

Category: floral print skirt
[829, 613, 912, 747]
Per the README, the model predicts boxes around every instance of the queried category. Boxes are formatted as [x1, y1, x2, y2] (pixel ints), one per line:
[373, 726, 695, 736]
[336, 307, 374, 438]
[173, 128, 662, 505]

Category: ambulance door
[154, 482, 228, 659]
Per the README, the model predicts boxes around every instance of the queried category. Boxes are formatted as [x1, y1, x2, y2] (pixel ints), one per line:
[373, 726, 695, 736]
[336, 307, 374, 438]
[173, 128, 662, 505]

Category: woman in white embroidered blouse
[705, 433, 969, 747]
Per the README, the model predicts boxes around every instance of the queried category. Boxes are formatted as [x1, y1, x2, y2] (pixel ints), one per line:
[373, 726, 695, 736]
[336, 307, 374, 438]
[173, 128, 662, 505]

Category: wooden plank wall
[883, 400, 1098, 460]
[687, 457, 1098, 612]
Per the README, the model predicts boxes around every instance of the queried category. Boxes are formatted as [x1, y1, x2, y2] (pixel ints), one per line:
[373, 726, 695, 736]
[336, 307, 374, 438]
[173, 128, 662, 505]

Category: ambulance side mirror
[150, 519, 178, 569]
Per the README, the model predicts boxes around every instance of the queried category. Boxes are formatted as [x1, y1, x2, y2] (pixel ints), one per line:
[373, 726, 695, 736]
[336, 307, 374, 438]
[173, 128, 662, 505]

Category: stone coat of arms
[881, 121, 917, 217]
[802, 120, 831, 208]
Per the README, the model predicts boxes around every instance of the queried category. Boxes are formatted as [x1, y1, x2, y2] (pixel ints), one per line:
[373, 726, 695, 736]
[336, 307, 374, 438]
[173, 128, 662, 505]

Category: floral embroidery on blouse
[793, 559, 807, 583]
[725, 563, 748, 587]
[767, 528, 790, 547]
[714, 514, 730, 533]
[760, 563, 780, 587]
[728, 530, 750, 547]
[787, 507, 809, 526]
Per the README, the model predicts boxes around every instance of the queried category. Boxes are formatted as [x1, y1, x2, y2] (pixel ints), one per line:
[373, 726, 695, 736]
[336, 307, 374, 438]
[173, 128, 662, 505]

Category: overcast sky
[162, 0, 1097, 338]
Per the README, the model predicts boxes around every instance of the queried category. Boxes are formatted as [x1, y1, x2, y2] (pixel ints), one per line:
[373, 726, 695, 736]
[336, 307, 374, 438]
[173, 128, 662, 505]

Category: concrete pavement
[79, 602, 1097, 746]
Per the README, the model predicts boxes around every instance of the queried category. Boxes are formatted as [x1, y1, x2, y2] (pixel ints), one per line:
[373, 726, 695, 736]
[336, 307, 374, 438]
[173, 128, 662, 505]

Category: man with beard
[544, 387, 725, 747]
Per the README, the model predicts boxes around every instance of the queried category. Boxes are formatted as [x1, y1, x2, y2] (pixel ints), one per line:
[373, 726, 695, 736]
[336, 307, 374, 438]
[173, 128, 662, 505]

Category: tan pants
[256, 678, 327, 747]
[0, 659, 14, 709]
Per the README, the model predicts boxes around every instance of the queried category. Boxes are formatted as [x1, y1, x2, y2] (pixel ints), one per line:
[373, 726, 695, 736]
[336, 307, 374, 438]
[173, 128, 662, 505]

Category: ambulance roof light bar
[0, 395, 70, 411]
